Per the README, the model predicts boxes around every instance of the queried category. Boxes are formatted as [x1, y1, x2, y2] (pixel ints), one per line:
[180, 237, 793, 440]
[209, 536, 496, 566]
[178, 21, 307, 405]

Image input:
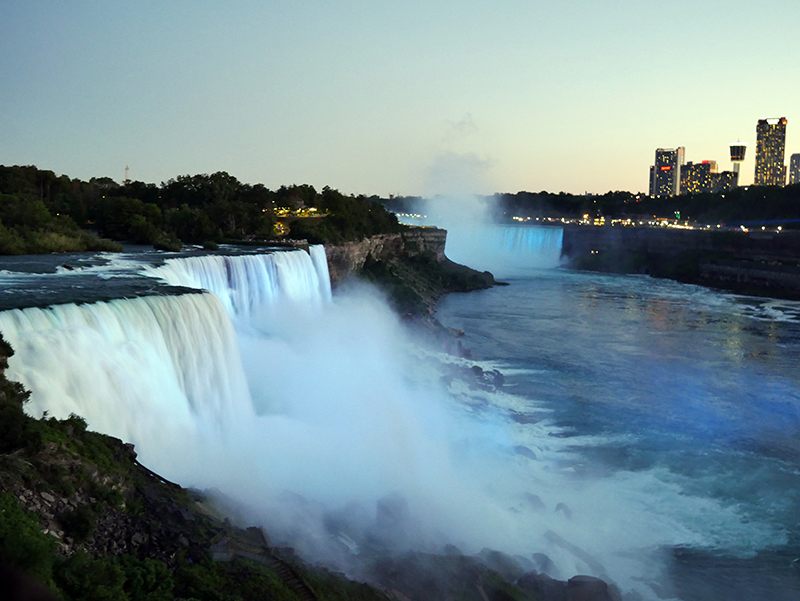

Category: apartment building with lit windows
[755, 118, 787, 186]
[680, 161, 717, 194]
[649, 147, 685, 197]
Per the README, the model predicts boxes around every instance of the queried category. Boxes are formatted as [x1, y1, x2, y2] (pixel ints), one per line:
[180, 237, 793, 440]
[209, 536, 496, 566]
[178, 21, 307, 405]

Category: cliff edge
[325, 227, 502, 319]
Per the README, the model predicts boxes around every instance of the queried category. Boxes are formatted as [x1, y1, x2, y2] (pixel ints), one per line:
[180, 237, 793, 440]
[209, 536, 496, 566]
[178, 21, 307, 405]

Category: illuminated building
[754, 118, 787, 186]
[790, 153, 800, 185]
[713, 171, 736, 193]
[681, 161, 717, 194]
[729, 143, 747, 187]
[649, 147, 685, 197]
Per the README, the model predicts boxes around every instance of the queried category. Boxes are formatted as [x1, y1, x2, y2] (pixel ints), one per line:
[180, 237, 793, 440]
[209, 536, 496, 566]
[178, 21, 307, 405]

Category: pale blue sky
[2, 1, 798, 196]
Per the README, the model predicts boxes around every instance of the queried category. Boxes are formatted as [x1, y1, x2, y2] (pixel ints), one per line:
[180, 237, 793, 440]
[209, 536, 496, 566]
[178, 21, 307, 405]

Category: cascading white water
[443, 225, 563, 276]
[0, 247, 333, 480]
[141, 247, 332, 320]
[0, 292, 252, 468]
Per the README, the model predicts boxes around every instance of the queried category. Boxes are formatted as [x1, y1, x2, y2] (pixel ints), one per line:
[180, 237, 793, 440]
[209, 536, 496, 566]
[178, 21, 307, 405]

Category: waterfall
[443, 225, 563, 276]
[141, 246, 332, 320]
[0, 246, 332, 475]
[0, 292, 253, 467]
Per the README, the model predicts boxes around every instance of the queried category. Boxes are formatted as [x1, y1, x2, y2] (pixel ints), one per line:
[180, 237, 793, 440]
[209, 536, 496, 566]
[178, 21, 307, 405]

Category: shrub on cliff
[0, 493, 57, 588]
[54, 551, 126, 601]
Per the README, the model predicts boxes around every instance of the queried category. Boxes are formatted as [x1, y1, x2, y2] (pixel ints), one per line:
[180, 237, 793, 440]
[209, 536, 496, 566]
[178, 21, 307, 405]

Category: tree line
[0, 165, 403, 254]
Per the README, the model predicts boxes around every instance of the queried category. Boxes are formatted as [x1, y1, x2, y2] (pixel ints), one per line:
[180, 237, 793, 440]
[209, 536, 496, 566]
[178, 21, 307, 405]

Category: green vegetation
[0, 492, 57, 586]
[0, 165, 403, 254]
[0, 192, 122, 255]
[287, 186, 403, 244]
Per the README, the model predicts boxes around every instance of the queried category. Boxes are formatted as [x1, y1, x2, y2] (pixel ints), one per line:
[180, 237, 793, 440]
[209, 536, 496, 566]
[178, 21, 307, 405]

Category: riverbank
[561, 225, 800, 299]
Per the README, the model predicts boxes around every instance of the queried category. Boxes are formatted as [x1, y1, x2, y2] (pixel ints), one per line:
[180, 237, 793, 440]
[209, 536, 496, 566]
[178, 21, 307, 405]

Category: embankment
[325, 227, 501, 316]
[562, 226, 800, 298]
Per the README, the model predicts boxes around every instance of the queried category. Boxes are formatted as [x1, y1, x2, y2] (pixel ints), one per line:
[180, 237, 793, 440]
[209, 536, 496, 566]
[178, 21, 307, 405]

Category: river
[1, 231, 798, 600]
[436, 227, 800, 600]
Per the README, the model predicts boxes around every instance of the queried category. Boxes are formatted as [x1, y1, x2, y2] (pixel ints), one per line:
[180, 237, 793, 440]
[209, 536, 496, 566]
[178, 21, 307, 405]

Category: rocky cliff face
[324, 227, 447, 285]
[562, 226, 800, 263]
[561, 226, 800, 298]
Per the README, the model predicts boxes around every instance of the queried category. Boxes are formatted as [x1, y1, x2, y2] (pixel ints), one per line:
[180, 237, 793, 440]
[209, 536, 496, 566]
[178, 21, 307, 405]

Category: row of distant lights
[512, 215, 784, 233]
[397, 212, 785, 234]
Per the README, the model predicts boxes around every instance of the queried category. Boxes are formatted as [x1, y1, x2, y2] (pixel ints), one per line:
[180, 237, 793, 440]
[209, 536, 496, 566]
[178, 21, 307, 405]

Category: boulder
[567, 575, 617, 601]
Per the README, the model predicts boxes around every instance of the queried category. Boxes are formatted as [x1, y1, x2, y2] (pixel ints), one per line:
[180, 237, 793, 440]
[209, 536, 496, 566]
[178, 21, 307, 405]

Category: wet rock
[511, 412, 540, 425]
[323, 501, 371, 543]
[514, 446, 537, 460]
[517, 571, 567, 601]
[376, 492, 410, 530]
[488, 369, 504, 386]
[555, 502, 573, 520]
[567, 575, 614, 601]
[40, 492, 55, 504]
[443, 544, 463, 556]
[545, 531, 606, 576]
[522, 492, 547, 512]
[476, 548, 527, 581]
[532, 552, 559, 577]
[122, 443, 137, 460]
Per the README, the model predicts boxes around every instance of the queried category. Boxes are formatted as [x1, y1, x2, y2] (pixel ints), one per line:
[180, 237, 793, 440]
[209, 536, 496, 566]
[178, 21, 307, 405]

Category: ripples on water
[437, 268, 800, 601]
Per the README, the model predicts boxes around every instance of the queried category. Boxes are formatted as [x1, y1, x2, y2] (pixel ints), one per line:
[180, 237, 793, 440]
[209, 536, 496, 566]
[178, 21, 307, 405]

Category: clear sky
[2, 1, 798, 197]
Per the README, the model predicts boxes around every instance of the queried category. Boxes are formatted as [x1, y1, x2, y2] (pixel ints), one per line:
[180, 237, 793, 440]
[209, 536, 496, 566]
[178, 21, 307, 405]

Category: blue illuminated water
[437, 236, 800, 600]
[443, 224, 563, 273]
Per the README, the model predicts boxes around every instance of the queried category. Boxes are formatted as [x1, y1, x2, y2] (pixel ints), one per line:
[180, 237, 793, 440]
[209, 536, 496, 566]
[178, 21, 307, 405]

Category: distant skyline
[1, 1, 798, 197]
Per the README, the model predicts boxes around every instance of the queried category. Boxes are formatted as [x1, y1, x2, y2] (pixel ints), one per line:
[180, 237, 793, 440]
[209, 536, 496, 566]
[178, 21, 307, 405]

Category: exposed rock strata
[324, 227, 448, 285]
[324, 227, 500, 321]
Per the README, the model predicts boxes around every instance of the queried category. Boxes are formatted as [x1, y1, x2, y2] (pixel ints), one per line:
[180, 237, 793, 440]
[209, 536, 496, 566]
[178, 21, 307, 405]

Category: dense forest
[0, 166, 403, 254]
[386, 184, 800, 228]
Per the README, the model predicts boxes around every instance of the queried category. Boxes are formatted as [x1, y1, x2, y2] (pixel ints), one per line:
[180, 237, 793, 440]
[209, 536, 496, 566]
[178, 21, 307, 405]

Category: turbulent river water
[438, 228, 800, 601]
[1, 231, 799, 600]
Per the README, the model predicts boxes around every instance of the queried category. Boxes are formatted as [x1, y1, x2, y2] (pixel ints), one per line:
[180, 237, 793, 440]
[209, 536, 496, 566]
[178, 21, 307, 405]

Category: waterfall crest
[142, 246, 332, 319]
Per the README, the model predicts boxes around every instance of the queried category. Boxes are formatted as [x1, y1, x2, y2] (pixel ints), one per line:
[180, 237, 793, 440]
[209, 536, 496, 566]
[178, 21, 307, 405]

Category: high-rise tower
[729, 143, 747, 187]
[754, 118, 787, 186]
[649, 147, 685, 197]
[790, 154, 800, 186]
